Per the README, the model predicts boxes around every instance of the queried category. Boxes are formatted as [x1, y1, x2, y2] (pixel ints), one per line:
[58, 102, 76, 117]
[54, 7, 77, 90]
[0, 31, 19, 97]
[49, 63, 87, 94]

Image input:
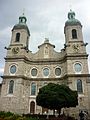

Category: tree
[36, 83, 78, 115]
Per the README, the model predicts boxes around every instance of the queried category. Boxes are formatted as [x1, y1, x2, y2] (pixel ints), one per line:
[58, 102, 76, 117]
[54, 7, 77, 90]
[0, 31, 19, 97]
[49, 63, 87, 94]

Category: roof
[65, 9, 82, 27]
[12, 13, 30, 36]
[38, 38, 55, 48]
[12, 23, 30, 35]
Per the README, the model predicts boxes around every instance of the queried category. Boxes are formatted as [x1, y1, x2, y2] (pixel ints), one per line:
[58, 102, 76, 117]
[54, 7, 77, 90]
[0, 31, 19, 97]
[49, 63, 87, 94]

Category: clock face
[73, 44, 79, 53]
[12, 47, 19, 54]
[74, 63, 82, 72]
[43, 68, 49, 76]
[10, 65, 17, 74]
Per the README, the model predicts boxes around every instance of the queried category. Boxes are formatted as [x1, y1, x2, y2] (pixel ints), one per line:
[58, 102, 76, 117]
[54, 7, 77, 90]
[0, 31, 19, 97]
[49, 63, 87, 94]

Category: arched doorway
[30, 101, 35, 114]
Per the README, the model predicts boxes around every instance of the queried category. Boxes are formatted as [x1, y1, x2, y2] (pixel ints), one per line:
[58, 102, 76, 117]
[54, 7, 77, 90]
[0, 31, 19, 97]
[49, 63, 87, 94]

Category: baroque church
[0, 10, 90, 117]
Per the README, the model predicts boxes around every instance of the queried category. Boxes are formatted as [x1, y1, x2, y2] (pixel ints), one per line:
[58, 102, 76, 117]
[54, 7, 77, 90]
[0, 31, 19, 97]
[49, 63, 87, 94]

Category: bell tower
[10, 13, 30, 50]
[64, 10, 90, 113]
[0, 13, 30, 113]
[64, 9, 83, 43]
[64, 9, 87, 54]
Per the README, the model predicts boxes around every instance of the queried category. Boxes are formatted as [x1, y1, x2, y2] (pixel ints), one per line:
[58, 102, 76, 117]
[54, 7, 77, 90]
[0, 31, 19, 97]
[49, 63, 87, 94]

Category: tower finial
[69, 2, 72, 11]
[68, 0, 73, 9]
[23, 8, 25, 16]
[68, 9, 75, 20]
[19, 10, 27, 24]
[45, 38, 49, 43]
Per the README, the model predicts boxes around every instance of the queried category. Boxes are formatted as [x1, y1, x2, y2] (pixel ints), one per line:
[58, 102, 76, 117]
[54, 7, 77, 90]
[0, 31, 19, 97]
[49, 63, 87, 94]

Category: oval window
[43, 68, 49, 76]
[74, 63, 82, 72]
[31, 68, 37, 76]
[55, 68, 61, 76]
[10, 65, 17, 74]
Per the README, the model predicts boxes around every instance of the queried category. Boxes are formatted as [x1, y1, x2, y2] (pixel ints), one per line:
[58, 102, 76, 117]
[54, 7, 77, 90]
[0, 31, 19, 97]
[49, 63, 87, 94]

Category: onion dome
[12, 13, 30, 35]
[65, 9, 82, 27]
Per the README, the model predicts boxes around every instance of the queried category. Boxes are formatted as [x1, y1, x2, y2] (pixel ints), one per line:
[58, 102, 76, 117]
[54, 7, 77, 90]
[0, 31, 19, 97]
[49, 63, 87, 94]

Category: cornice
[1, 74, 90, 80]
[5, 53, 88, 64]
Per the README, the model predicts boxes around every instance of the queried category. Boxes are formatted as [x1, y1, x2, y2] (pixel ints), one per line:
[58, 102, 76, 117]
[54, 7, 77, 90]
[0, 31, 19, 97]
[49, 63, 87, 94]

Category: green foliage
[0, 111, 76, 120]
[25, 117, 40, 120]
[36, 83, 78, 110]
[15, 117, 26, 120]
[0, 111, 14, 118]
[0, 111, 44, 120]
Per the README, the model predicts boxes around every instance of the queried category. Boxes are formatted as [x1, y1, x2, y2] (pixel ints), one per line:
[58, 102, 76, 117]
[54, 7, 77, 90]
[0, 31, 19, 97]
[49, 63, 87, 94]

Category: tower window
[31, 83, 36, 95]
[77, 79, 83, 93]
[8, 80, 14, 94]
[10, 65, 17, 74]
[74, 63, 82, 73]
[72, 29, 77, 39]
[16, 33, 20, 42]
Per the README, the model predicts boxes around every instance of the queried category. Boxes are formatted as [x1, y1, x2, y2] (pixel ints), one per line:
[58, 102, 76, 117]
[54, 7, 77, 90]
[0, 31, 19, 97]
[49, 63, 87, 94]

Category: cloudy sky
[0, 0, 90, 81]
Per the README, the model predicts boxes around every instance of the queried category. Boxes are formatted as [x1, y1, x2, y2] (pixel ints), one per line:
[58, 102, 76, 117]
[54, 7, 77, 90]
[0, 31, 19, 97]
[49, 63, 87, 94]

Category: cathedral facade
[0, 10, 90, 117]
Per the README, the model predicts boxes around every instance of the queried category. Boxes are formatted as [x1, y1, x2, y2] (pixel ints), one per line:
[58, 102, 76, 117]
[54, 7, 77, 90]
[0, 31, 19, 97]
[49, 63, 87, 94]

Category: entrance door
[30, 101, 35, 114]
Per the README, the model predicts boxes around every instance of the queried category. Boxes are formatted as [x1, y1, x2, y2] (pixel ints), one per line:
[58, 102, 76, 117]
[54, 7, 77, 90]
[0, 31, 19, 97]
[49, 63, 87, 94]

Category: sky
[0, 0, 90, 82]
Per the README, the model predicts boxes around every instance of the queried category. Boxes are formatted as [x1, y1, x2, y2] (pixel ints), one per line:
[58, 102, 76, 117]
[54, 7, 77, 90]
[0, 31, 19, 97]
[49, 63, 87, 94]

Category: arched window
[77, 80, 83, 93]
[30, 101, 35, 114]
[31, 83, 36, 95]
[72, 29, 77, 39]
[9, 80, 14, 94]
[15, 33, 20, 42]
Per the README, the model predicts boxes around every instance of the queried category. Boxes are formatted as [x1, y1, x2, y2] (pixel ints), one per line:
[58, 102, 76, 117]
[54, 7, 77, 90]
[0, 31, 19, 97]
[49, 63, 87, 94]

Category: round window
[74, 63, 82, 72]
[10, 65, 17, 74]
[31, 68, 37, 76]
[55, 68, 61, 76]
[43, 68, 49, 76]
